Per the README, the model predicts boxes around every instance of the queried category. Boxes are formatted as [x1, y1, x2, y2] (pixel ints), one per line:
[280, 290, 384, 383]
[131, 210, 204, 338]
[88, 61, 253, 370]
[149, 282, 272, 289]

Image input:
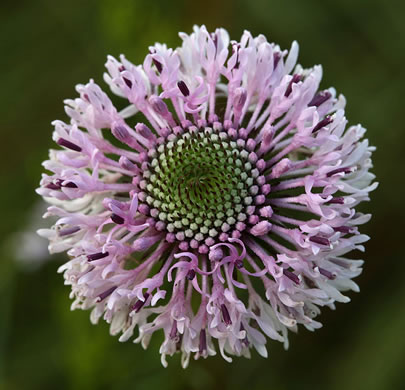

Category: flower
[37, 25, 376, 367]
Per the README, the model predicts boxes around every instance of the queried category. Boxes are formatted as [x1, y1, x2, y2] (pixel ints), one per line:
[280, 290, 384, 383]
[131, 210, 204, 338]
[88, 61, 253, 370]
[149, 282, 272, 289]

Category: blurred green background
[0, 0, 404, 389]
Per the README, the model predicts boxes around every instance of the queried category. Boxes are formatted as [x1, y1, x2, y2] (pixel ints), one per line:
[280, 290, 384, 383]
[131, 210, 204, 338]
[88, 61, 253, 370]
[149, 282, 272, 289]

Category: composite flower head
[37, 26, 376, 367]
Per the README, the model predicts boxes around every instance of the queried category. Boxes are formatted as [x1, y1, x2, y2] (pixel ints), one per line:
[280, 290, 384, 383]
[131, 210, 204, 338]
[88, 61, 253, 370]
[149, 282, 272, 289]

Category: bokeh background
[1, 0, 404, 389]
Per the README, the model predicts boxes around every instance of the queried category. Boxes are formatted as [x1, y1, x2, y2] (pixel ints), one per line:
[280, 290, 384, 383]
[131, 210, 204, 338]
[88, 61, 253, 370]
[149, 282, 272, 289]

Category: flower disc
[139, 125, 264, 247]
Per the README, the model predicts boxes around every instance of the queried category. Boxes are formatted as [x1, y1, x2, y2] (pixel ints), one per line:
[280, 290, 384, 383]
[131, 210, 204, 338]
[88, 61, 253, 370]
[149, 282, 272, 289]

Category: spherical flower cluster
[37, 26, 376, 367]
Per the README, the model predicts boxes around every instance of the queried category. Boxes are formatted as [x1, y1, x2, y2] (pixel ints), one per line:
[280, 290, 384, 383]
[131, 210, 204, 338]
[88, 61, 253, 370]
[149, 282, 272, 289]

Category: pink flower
[37, 25, 376, 367]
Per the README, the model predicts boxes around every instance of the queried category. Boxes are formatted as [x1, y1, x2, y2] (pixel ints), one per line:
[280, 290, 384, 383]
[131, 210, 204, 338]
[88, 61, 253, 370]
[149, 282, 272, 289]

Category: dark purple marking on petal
[318, 267, 336, 280]
[96, 286, 117, 302]
[221, 304, 232, 326]
[123, 77, 132, 88]
[186, 269, 196, 280]
[326, 197, 345, 205]
[131, 292, 150, 313]
[63, 181, 78, 188]
[326, 167, 352, 177]
[199, 329, 207, 353]
[58, 226, 80, 237]
[312, 115, 332, 133]
[309, 236, 330, 246]
[177, 81, 190, 96]
[333, 226, 352, 234]
[152, 58, 163, 73]
[45, 182, 61, 190]
[285, 74, 302, 97]
[309, 90, 332, 107]
[273, 52, 281, 69]
[57, 138, 82, 152]
[111, 213, 125, 225]
[118, 65, 126, 72]
[283, 269, 300, 284]
[87, 251, 110, 261]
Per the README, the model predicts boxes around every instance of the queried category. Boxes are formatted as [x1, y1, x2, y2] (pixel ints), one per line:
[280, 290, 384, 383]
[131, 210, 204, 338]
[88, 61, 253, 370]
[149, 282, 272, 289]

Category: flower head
[37, 26, 376, 367]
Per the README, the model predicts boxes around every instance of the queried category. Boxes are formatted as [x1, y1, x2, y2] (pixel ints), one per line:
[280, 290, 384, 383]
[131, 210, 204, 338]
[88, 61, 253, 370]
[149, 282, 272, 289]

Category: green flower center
[139, 127, 260, 243]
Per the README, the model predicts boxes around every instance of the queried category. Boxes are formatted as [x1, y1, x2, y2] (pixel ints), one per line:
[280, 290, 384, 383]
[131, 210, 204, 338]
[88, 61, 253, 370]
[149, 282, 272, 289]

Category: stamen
[312, 115, 332, 133]
[309, 236, 330, 246]
[152, 58, 163, 73]
[131, 292, 150, 313]
[326, 197, 345, 204]
[221, 304, 232, 326]
[111, 213, 125, 224]
[123, 77, 132, 88]
[87, 251, 110, 261]
[96, 286, 117, 302]
[57, 138, 82, 152]
[177, 81, 190, 96]
[326, 167, 352, 177]
[318, 267, 336, 280]
[283, 269, 300, 284]
[285, 74, 302, 97]
[333, 226, 352, 234]
[309, 90, 332, 107]
[199, 329, 207, 353]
